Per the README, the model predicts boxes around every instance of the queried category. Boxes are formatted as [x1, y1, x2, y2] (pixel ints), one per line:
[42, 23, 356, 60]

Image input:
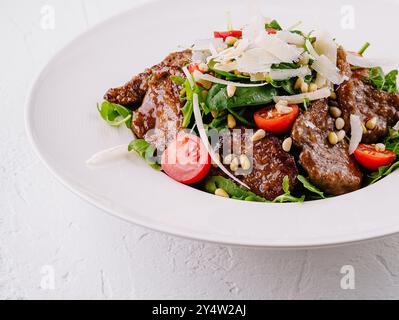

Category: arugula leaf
[205, 176, 268, 202]
[367, 67, 398, 93]
[297, 175, 325, 199]
[368, 161, 399, 185]
[97, 101, 132, 128]
[273, 176, 306, 203]
[385, 129, 399, 155]
[170, 75, 185, 86]
[208, 60, 250, 81]
[128, 139, 161, 170]
[206, 84, 278, 112]
[265, 20, 282, 31]
[182, 100, 193, 128]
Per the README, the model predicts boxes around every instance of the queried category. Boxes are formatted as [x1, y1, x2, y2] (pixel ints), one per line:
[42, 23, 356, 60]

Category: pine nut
[309, 83, 318, 92]
[252, 129, 266, 142]
[215, 188, 229, 198]
[375, 143, 386, 152]
[301, 82, 309, 93]
[227, 85, 237, 98]
[227, 114, 237, 129]
[361, 122, 367, 134]
[211, 111, 219, 119]
[230, 157, 240, 172]
[337, 130, 346, 142]
[198, 62, 209, 73]
[212, 154, 221, 168]
[282, 138, 293, 152]
[335, 117, 345, 130]
[328, 132, 339, 145]
[294, 77, 303, 90]
[366, 117, 377, 130]
[330, 92, 337, 100]
[201, 90, 208, 100]
[223, 154, 235, 165]
[329, 106, 342, 118]
[276, 100, 293, 114]
[198, 79, 212, 90]
[240, 154, 251, 171]
[298, 53, 310, 66]
[225, 36, 238, 46]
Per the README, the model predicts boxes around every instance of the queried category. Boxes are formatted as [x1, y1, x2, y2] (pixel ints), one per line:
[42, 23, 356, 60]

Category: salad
[94, 16, 399, 203]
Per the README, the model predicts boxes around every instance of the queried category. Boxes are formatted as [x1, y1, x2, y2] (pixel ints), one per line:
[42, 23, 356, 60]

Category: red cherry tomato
[188, 63, 199, 74]
[214, 30, 243, 40]
[266, 28, 277, 35]
[254, 104, 300, 135]
[354, 144, 395, 171]
[161, 133, 211, 185]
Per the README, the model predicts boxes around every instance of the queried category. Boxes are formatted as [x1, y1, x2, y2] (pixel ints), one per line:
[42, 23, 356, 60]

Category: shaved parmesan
[256, 34, 304, 62]
[182, 66, 194, 88]
[314, 32, 337, 65]
[273, 87, 331, 104]
[311, 55, 346, 85]
[305, 39, 320, 60]
[277, 30, 305, 46]
[192, 93, 250, 189]
[393, 121, 399, 131]
[193, 70, 267, 87]
[269, 66, 311, 80]
[349, 115, 363, 155]
[236, 48, 277, 73]
[86, 145, 129, 167]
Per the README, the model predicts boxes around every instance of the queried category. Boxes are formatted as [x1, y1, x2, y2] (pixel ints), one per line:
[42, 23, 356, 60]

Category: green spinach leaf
[206, 84, 278, 112]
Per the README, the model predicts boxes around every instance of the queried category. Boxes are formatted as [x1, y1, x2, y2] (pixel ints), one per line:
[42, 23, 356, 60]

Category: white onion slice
[192, 38, 226, 52]
[269, 66, 311, 80]
[182, 66, 194, 88]
[193, 70, 267, 87]
[192, 94, 250, 189]
[349, 115, 363, 155]
[311, 55, 346, 85]
[273, 87, 331, 104]
[86, 145, 130, 167]
[345, 52, 390, 68]
[393, 121, 399, 131]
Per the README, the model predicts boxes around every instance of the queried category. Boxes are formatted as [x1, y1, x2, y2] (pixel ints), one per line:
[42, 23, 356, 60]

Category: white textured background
[1, 0, 399, 300]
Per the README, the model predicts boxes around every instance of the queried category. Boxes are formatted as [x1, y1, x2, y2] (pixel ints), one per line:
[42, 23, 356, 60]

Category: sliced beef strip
[104, 50, 192, 108]
[337, 47, 399, 143]
[291, 99, 363, 196]
[213, 128, 298, 201]
[133, 66, 185, 149]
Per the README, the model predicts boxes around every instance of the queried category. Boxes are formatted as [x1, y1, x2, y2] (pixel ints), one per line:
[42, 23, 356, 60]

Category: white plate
[26, 0, 399, 248]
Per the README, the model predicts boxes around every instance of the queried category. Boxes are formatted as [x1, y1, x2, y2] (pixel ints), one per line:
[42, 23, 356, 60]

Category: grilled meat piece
[214, 128, 298, 201]
[104, 50, 192, 108]
[291, 99, 363, 196]
[337, 47, 399, 143]
[132, 66, 185, 149]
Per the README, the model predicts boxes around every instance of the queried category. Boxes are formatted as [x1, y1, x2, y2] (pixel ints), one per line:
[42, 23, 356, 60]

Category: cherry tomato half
[354, 144, 395, 171]
[161, 133, 211, 185]
[188, 63, 199, 74]
[254, 104, 300, 135]
[214, 30, 243, 40]
[266, 28, 277, 35]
